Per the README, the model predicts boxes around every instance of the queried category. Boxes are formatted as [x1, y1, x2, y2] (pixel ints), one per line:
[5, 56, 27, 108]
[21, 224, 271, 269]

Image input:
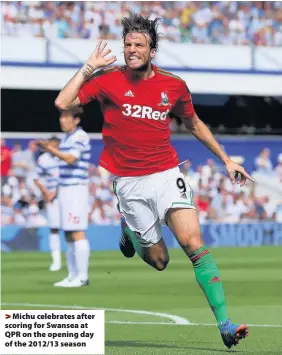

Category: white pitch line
[105, 321, 282, 328]
[0, 302, 189, 325]
[188, 323, 282, 328]
[1, 303, 281, 328]
[107, 321, 178, 325]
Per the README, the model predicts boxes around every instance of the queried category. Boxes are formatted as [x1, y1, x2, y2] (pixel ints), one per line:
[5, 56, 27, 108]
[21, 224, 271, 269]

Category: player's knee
[73, 231, 86, 241]
[65, 231, 73, 242]
[153, 255, 169, 271]
[65, 231, 85, 242]
[181, 233, 203, 254]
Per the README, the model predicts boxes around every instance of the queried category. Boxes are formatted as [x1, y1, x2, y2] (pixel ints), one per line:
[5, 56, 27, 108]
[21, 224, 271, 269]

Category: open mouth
[128, 56, 140, 64]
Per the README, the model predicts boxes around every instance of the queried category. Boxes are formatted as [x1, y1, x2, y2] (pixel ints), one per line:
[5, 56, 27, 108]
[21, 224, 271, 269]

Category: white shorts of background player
[58, 184, 89, 231]
[46, 198, 60, 229]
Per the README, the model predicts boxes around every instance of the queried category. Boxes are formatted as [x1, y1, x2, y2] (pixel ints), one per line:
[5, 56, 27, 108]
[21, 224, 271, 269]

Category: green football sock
[124, 225, 144, 258]
[189, 245, 229, 327]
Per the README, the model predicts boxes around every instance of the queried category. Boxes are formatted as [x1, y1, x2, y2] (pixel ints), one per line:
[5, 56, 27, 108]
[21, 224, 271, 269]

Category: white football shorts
[113, 166, 196, 247]
[46, 198, 60, 229]
[58, 184, 89, 231]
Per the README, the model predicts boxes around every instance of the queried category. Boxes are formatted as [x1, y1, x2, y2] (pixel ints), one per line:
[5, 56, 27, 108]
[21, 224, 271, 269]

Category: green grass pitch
[2, 247, 282, 355]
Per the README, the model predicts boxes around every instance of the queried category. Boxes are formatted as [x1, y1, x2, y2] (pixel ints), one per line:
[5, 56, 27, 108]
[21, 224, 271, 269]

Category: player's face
[124, 32, 156, 70]
[59, 112, 79, 133]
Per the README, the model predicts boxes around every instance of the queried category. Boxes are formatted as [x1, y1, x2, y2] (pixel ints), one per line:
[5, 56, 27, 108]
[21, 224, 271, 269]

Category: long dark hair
[122, 13, 161, 51]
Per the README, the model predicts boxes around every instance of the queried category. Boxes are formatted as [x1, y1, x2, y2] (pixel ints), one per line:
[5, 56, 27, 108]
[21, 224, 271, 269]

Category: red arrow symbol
[5, 314, 11, 319]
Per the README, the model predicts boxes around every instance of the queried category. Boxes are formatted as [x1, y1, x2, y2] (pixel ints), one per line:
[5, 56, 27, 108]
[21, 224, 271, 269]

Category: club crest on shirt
[76, 132, 86, 142]
[158, 92, 172, 107]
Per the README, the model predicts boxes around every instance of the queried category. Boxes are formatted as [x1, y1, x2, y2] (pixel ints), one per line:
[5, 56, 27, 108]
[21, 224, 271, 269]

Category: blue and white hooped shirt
[58, 127, 91, 186]
[36, 152, 59, 192]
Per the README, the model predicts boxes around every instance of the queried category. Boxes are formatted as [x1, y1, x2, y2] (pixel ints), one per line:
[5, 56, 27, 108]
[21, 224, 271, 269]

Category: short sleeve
[35, 163, 44, 176]
[78, 76, 104, 105]
[33, 163, 44, 181]
[172, 81, 195, 120]
[69, 131, 90, 160]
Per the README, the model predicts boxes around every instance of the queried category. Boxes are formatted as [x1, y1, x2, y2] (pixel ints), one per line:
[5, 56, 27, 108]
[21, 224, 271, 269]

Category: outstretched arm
[36, 141, 76, 165]
[183, 114, 254, 186]
[55, 41, 117, 111]
[34, 178, 57, 202]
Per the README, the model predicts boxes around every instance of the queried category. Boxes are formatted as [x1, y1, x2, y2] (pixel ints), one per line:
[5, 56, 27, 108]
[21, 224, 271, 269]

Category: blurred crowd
[181, 151, 282, 224]
[2, 1, 282, 46]
[1, 139, 121, 227]
[1, 138, 282, 227]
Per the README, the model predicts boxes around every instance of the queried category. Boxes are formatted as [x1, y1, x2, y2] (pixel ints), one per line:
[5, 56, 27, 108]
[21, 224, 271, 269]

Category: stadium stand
[2, 1, 282, 46]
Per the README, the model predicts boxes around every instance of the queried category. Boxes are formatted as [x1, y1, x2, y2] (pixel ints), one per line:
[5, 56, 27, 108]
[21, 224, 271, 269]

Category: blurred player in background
[1, 138, 12, 186]
[54, 14, 253, 348]
[34, 136, 61, 271]
[37, 108, 91, 288]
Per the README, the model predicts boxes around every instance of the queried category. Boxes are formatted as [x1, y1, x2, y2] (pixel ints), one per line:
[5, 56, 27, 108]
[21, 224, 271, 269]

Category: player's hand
[44, 191, 57, 202]
[225, 160, 254, 186]
[36, 140, 50, 151]
[87, 40, 117, 69]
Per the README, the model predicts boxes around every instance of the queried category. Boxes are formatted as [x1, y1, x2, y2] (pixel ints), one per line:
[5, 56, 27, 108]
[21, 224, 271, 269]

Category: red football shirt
[1, 146, 12, 176]
[78, 65, 195, 176]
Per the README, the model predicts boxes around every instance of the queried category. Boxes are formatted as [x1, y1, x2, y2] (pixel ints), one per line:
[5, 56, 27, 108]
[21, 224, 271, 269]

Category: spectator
[90, 199, 111, 225]
[1, 138, 12, 185]
[275, 153, 282, 182]
[195, 194, 210, 222]
[179, 160, 194, 176]
[169, 118, 179, 133]
[5, 172, 20, 203]
[111, 18, 123, 39]
[85, 18, 100, 39]
[43, 16, 59, 39]
[251, 196, 266, 219]
[56, 15, 70, 38]
[254, 148, 273, 173]
[13, 202, 27, 226]
[188, 165, 202, 190]
[26, 203, 47, 227]
[262, 196, 277, 220]
[227, 192, 250, 221]
[274, 202, 282, 223]
[12, 143, 28, 183]
[207, 188, 233, 221]
[201, 159, 216, 184]
[99, 20, 111, 39]
[1, 194, 14, 225]
[22, 140, 37, 189]
[96, 181, 112, 202]
[191, 23, 209, 44]
[192, 3, 213, 26]
[273, 25, 282, 46]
